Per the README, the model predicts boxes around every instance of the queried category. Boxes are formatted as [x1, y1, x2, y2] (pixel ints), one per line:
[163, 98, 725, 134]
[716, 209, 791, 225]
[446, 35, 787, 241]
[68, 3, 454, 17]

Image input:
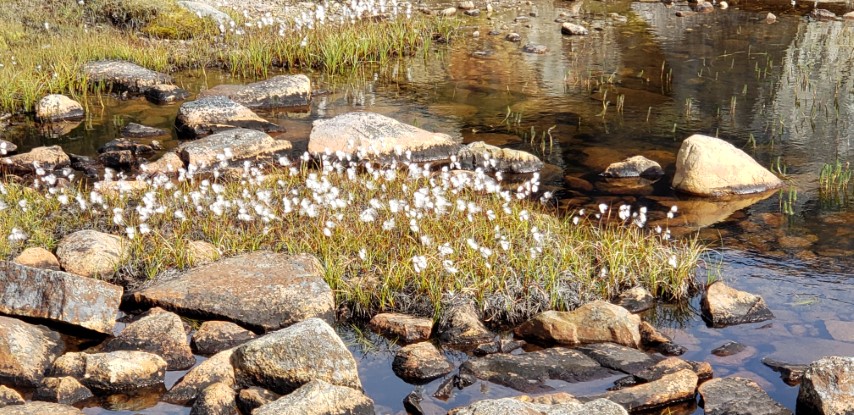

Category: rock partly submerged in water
[35, 94, 84, 122]
[133, 252, 333, 332]
[178, 128, 292, 168]
[1, 145, 70, 174]
[164, 348, 235, 405]
[82, 60, 178, 95]
[369, 313, 433, 344]
[252, 379, 374, 415]
[797, 356, 854, 415]
[603, 155, 664, 179]
[514, 301, 641, 348]
[561, 22, 589, 35]
[200, 74, 311, 109]
[450, 397, 628, 415]
[699, 377, 792, 415]
[175, 96, 282, 139]
[701, 281, 774, 327]
[392, 342, 454, 383]
[672, 134, 782, 197]
[232, 318, 362, 394]
[308, 112, 459, 163]
[456, 141, 544, 173]
[0, 261, 122, 334]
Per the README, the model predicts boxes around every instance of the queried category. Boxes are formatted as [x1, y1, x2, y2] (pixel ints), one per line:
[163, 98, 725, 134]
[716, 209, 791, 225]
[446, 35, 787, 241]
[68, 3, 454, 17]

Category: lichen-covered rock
[185, 240, 221, 266]
[164, 348, 235, 405]
[192, 321, 256, 355]
[121, 122, 166, 138]
[577, 342, 663, 375]
[178, 128, 292, 167]
[174, 96, 282, 139]
[104, 308, 195, 370]
[0, 316, 63, 388]
[702, 282, 774, 327]
[797, 356, 854, 414]
[145, 83, 191, 104]
[140, 152, 184, 176]
[1, 145, 70, 174]
[456, 141, 544, 173]
[0, 262, 123, 334]
[190, 382, 238, 415]
[514, 301, 641, 348]
[392, 342, 454, 383]
[460, 347, 616, 393]
[309, 112, 459, 163]
[51, 352, 86, 378]
[252, 380, 374, 415]
[673, 134, 783, 196]
[80, 351, 167, 394]
[699, 377, 791, 415]
[35, 94, 84, 122]
[450, 397, 628, 415]
[232, 318, 361, 394]
[199, 75, 311, 108]
[82, 60, 172, 94]
[369, 313, 433, 344]
[12, 247, 61, 271]
[55, 230, 129, 278]
[236, 386, 279, 414]
[133, 252, 333, 332]
[32, 376, 94, 405]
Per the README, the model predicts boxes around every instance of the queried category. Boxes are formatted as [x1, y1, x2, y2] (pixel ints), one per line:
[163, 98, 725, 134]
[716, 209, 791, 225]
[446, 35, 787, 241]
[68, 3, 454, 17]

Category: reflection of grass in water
[643, 302, 698, 330]
[789, 295, 819, 307]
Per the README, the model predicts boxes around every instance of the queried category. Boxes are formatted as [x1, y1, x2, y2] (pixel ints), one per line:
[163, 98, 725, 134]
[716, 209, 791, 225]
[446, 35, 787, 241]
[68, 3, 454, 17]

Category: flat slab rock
[82, 60, 173, 94]
[460, 347, 618, 393]
[1, 145, 70, 174]
[602, 369, 698, 412]
[456, 141, 544, 173]
[450, 396, 628, 415]
[0, 261, 122, 334]
[699, 377, 791, 415]
[174, 96, 282, 139]
[199, 74, 311, 109]
[178, 128, 292, 167]
[0, 401, 84, 414]
[308, 112, 460, 162]
[702, 281, 774, 327]
[576, 342, 663, 375]
[133, 252, 332, 332]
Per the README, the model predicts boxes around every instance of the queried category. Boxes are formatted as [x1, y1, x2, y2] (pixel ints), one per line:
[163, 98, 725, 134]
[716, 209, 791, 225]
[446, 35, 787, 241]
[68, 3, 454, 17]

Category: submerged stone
[602, 155, 663, 179]
[456, 141, 543, 173]
[699, 377, 791, 415]
[200, 74, 311, 108]
[701, 281, 774, 327]
[392, 342, 454, 383]
[82, 60, 172, 95]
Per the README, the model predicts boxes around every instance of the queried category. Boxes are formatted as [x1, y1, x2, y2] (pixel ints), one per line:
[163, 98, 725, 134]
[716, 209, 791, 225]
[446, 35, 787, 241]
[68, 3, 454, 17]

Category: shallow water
[4, 0, 854, 413]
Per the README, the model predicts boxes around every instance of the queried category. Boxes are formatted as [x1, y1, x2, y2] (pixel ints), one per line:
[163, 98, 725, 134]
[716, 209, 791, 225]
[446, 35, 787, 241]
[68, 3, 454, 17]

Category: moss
[142, 7, 218, 40]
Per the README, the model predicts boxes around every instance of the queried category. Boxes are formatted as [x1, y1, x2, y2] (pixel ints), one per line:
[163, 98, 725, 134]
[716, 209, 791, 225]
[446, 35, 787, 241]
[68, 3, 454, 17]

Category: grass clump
[0, 154, 705, 323]
[819, 159, 852, 194]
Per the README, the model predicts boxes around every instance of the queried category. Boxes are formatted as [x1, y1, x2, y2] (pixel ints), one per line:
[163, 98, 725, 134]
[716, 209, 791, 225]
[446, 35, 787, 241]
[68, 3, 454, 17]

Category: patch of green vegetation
[820, 159, 852, 194]
[0, 157, 705, 323]
[142, 7, 219, 40]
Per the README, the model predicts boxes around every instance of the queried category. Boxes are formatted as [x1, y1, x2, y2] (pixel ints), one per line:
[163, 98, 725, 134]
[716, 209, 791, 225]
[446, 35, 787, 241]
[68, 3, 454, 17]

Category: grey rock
[35, 95, 84, 122]
[460, 347, 616, 393]
[80, 351, 167, 394]
[164, 348, 235, 405]
[121, 123, 166, 138]
[134, 252, 333, 332]
[603, 156, 664, 178]
[762, 357, 807, 385]
[702, 282, 774, 327]
[797, 356, 854, 414]
[456, 141, 543, 173]
[178, 128, 292, 167]
[55, 230, 129, 278]
[392, 342, 453, 383]
[192, 321, 257, 355]
[105, 308, 195, 370]
[711, 340, 747, 357]
[0, 317, 63, 388]
[464, 9, 481, 16]
[199, 75, 311, 109]
[190, 382, 238, 415]
[177, 1, 233, 24]
[32, 376, 94, 405]
[82, 60, 172, 95]
[577, 342, 663, 375]
[99, 150, 136, 170]
[505, 32, 522, 42]
[308, 112, 459, 163]
[0, 261, 121, 334]
[699, 377, 791, 415]
[232, 318, 361, 394]
[522, 44, 548, 54]
[174, 96, 282, 139]
[145, 84, 191, 104]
